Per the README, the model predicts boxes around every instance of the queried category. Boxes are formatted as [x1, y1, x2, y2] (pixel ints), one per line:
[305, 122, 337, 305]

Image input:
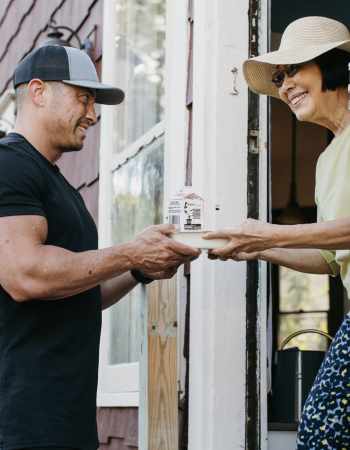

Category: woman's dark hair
[314, 48, 350, 91]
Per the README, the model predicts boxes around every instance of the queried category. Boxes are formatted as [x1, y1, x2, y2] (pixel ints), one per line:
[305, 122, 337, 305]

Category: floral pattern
[297, 314, 350, 449]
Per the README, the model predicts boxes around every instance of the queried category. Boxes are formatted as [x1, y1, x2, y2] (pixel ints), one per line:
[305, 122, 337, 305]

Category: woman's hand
[208, 250, 261, 261]
[203, 219, 277, 260]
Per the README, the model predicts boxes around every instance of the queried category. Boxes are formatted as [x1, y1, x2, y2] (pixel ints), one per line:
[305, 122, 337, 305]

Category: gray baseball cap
[13, 45, 125, 105]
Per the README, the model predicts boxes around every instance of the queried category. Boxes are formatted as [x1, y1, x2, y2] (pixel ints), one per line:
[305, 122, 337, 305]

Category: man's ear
[27, 79, 47, 107]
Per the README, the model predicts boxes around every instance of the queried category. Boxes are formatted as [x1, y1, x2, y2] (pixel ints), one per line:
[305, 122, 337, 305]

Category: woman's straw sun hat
[243, 16, 350, 99]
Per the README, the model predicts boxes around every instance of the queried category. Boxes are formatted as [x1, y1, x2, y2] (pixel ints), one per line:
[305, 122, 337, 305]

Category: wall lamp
[44, 21, 95, 57]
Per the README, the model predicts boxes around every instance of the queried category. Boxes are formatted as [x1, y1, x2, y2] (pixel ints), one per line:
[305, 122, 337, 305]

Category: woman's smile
[288, 91, 308, 107]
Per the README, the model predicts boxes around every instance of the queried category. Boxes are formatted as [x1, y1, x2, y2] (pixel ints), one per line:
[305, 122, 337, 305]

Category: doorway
[268, 0, 349, 432]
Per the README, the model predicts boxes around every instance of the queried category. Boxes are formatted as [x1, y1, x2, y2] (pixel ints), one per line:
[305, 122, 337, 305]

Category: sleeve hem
[319, 249, 339, 277]
[0, 208, 46, 218]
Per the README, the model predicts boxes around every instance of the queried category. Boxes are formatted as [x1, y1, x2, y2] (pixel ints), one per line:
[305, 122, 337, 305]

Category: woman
[204, 16, 350, 450]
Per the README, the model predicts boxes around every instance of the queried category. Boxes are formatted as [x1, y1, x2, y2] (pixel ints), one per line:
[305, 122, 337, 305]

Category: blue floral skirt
[297, 313, 350, 449]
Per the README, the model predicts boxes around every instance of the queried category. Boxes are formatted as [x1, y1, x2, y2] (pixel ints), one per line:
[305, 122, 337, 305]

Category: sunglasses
[271, 63, 304, 88]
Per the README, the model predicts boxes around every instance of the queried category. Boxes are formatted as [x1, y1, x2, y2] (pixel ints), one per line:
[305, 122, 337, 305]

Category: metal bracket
[248, 129, 259, 154]
[230, 67, 239, 95]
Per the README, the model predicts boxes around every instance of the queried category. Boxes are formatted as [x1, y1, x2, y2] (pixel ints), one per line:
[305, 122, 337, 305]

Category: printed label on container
[167, 189, 204, 232]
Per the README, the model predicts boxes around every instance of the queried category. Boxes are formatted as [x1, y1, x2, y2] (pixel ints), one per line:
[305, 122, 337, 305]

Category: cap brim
[62, 80, 125, 105]
[243, 39, 350, 98]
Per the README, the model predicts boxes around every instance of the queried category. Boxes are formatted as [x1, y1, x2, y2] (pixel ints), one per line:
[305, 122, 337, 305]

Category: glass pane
[278, 312, 329, 351]
[109, 135, 164, 364]
[112, 0, 166, 153]
[0, 98, 15, 134]
[279, 267, 330, 312]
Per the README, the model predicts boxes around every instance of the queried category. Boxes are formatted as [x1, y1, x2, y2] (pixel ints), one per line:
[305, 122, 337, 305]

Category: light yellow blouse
[315, 124, 350, 295]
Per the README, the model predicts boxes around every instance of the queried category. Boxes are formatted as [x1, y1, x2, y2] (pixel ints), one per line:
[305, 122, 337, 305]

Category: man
[0, 45, 199, 450]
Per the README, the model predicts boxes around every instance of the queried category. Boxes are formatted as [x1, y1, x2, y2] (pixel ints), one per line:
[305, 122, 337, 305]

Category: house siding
[0, 1, 138, 448]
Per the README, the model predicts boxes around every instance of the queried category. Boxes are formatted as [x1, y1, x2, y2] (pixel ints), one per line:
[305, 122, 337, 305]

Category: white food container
[172, 231, 228, 250]
[168, 188, 228, 249]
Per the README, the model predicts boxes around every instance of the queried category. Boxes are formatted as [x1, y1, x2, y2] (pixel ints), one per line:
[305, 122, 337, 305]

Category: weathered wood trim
[246, 0, 261, 448]
[145, 279, 178, 450]
[161, 1, 193, 448]
[246, 0, 270, 448]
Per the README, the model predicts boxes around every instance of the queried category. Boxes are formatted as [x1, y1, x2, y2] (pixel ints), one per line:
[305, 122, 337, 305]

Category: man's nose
[86, 103, 97, 125]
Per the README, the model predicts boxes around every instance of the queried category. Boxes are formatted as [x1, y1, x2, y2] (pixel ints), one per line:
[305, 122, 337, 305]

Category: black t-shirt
[0, 133, 102, 450]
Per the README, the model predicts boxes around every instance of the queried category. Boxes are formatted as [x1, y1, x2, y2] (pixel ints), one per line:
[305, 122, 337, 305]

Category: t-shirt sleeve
[315, 187, 339, 276]
[0, 150, 46, 218]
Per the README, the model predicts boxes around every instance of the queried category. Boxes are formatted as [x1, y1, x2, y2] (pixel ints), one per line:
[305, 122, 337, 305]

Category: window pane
[0, 96, 15, 134]
[112, 0, 166, 153]
[109, 135, 164, 364]
[278, 312, 329, 351]
[279, 267, 330, 312]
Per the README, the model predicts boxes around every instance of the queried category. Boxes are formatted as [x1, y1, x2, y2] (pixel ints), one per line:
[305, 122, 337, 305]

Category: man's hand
[203, 219, 276, 260]
[129, 224, 200, 276]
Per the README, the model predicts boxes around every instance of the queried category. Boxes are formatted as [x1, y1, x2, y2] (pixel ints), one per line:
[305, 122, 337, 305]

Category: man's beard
[57, 123, 86, 152]
[59, 142, 84, 152]
[56, 136, 84, 153]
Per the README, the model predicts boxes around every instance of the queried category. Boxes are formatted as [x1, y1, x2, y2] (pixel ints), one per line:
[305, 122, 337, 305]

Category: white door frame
[181, 0, 269, 448]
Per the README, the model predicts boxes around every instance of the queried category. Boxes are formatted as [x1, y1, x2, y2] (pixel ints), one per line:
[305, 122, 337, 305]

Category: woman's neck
[319, 88, 350, 136]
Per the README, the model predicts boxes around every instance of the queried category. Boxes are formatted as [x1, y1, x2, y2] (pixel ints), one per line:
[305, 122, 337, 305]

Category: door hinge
[248, 129, 259, 154]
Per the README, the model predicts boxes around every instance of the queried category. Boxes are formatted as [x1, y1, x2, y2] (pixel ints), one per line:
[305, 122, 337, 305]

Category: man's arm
[0, 215, 199, 302]
[100, 264, 182, 310]
[100, 272, 138, 310]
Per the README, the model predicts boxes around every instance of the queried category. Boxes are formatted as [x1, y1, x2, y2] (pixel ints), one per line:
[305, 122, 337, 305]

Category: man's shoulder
[0, 134, 47, 188]
[0, 132, 25, 148]
[0, 134, 41, 168]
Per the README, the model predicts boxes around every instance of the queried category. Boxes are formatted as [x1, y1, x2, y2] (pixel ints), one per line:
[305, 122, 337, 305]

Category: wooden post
[139, 278, 178, 450]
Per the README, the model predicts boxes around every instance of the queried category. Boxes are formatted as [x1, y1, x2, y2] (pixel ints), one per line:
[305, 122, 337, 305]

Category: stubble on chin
[56, 125, 86, 153]
[58, 140, 84, 153]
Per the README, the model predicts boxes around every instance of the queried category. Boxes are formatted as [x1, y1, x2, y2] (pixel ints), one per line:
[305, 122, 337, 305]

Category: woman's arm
[243, 248, 335, 274]
[204, 218, 350, 258]
[273, 218, 350, 250]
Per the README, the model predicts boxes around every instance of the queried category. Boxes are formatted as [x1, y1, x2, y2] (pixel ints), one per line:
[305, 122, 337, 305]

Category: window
[109, 133, 164, 365]
[112, 0, 165, 153]
[98, 0, 166, 406]
[0, 90, 15, 135]
[278, 267, 330, 351]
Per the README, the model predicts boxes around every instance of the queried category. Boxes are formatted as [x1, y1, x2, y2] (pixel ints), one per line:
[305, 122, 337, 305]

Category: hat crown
[280, 16, 350, 50]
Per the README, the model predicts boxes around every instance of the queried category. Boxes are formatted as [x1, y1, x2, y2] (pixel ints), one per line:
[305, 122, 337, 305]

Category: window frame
[97, 0, 166, 407]
[185, 0, 269, 447]
[98, 121, 165, 407]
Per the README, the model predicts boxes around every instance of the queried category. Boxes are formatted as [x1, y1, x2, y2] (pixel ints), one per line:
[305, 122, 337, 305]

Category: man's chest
[43, 174, 97, 251]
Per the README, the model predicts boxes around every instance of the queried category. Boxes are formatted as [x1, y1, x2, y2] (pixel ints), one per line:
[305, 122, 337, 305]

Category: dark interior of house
[268, 0, 349, 428]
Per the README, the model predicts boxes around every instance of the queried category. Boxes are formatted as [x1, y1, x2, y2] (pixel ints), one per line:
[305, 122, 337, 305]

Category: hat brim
[243, 39, 350, 98]
[63, 80, 125, 105]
